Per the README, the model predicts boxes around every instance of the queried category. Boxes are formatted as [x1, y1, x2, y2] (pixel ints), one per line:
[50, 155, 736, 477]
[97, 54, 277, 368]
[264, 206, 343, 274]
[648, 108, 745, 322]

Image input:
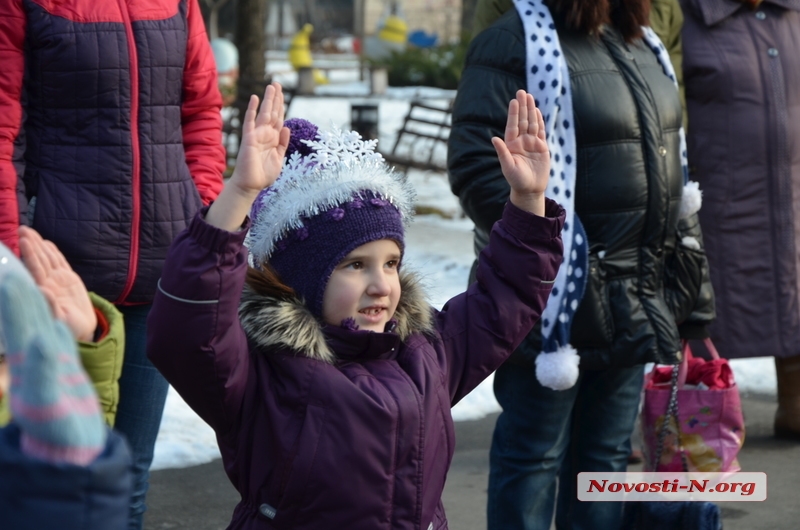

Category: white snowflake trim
[246, 125, 416, 263]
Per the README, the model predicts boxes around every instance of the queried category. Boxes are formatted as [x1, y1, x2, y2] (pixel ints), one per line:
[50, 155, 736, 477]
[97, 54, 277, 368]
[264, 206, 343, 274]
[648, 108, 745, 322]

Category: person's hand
[18, 226, 97, 342]
[230, 82, 291, 196]
[492, 90, 550, 216]
[206, 82, 291, 231]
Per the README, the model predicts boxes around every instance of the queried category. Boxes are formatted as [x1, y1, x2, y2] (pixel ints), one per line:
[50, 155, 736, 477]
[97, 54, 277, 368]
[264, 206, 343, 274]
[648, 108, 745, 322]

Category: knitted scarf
[514, 0, 691, 390]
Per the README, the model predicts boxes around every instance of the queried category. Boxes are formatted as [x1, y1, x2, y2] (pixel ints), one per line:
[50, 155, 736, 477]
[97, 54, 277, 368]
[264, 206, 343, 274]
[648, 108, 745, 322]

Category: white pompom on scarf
[535, 344, 580, 391]
[679, 180, 702, 220]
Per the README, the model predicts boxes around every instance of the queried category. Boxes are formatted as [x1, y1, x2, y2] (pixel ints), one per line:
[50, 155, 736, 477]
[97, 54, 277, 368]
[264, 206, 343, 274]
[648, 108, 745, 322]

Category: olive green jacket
[81, 292, 125, 427]
[471, 0, 687, 127]
[0, 292, 124, 427]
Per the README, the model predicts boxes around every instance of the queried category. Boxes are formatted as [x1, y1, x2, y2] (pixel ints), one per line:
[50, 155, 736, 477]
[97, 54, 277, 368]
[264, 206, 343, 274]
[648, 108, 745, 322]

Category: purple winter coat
[147, 200, 564, 530]
[681, 0, 800, 358]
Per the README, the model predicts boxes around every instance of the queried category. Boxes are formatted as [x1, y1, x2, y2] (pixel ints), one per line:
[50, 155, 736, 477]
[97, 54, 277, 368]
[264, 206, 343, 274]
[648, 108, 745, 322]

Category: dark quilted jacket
[0, 424, 133, 530]
[0, 0, 225, 303]
[448, 10, 715, 369]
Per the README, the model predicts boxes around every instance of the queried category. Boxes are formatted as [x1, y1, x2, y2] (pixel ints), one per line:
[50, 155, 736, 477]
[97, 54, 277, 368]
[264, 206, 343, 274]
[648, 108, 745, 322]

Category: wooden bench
[380, 99, 453, 174]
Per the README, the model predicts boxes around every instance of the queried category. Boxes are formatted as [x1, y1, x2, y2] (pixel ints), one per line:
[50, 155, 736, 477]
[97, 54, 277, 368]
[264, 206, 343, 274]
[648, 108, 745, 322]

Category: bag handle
[650, 338, 722, 469]
[678, 338, 721, 388]
[703, 338, 721, 360]
[652, 363, 690, 472]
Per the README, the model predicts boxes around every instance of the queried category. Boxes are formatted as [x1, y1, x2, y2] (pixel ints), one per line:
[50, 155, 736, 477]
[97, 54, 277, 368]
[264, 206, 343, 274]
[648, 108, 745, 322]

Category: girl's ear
[245, 262, 297, 300]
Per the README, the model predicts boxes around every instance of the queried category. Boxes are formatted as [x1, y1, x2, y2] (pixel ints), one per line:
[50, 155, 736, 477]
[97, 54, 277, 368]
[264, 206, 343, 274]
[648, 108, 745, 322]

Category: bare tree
[202, 0, 234, 39]
[461, 0, 477, 36]
[232, 0, 269, 153]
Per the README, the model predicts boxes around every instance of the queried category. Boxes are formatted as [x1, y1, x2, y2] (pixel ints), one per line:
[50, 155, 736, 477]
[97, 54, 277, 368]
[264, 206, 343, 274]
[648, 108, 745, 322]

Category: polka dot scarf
[514, 0, 689, 390]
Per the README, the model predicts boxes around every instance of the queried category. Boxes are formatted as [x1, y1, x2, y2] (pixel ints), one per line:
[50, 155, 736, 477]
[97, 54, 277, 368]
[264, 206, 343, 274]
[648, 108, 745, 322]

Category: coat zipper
[115, 0, 141, 304]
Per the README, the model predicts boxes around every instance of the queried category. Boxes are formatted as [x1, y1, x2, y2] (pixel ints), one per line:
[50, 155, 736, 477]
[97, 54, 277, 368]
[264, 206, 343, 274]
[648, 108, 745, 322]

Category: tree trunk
[201, 0, 233, 40]
[209, 8, 219, 39]
[461, 0, 477, 36]
[234, 0, 269, 136]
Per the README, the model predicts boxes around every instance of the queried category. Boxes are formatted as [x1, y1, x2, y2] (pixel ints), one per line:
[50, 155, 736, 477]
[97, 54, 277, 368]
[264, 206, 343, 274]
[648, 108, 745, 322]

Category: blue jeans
[114, 304, 169, 530]
[487, 361, 643, 530]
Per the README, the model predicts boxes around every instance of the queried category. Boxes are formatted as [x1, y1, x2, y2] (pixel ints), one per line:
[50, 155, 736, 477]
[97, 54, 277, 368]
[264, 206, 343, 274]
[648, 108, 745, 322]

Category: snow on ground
[150, 61, 778, 470]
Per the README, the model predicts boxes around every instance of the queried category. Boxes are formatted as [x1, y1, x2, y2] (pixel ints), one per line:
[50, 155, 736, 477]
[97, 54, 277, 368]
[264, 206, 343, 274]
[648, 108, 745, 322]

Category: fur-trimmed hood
[238, 271, 434, 363]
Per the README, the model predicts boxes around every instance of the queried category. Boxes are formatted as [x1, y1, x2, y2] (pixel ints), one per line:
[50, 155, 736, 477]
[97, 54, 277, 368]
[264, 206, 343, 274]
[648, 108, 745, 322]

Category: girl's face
[322, 239, 402, 332]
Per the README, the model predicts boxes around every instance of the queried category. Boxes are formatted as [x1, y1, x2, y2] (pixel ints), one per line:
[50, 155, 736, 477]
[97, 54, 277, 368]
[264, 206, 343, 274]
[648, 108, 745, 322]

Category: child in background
[147, 83, 564, 529]
[0, 238, 132, 530]
[0, 226, 125, 427]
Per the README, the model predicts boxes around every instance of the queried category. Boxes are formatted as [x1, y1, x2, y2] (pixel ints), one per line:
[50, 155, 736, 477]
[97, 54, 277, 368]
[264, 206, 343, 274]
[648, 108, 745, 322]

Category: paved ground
[145, 392, 799, 529]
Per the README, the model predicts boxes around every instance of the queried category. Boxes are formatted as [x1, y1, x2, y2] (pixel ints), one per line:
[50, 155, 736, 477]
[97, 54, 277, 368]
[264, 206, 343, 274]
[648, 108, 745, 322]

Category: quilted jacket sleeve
[650, 0, 687, 130]
[471, 0, 513, 37]
[434, 200, 564, 405]
[147, 208, 251, 435]
[181, 0, 225, 205]
[79, 293, 125, 428]
[668, 212, 716, 339]
[0, 0, 26, 255]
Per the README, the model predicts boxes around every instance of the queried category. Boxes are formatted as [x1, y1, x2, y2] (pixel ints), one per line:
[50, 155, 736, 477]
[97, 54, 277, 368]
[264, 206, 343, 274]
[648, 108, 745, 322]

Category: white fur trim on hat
[245, 125, 416, 265]
[535, 345, 580, 391]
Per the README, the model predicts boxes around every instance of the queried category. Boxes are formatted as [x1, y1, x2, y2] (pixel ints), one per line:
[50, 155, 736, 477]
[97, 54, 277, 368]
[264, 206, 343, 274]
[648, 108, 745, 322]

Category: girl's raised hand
[230, 82, 291, 195]
[491, 90, 550, 216]
[206, 83, 291, 232]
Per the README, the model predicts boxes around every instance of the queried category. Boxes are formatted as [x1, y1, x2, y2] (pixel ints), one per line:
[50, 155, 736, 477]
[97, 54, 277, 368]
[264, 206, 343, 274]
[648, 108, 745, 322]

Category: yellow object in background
[379, 15, 408, 45]
[288, 23, 328, 85]
[289, 23, 314, 69]
[0, 393, 9, 427]
[313, 70, 329, 85]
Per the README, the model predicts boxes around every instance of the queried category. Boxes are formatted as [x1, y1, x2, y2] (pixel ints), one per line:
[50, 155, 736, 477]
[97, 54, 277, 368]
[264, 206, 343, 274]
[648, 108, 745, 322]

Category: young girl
[147, 83, 564, 530]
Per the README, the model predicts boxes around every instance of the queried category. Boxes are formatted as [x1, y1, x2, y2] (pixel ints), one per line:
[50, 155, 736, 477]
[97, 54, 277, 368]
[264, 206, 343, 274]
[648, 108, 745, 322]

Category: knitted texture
[515, 0, 694, 390]
[284, 118, 319, 159]
[0, 265, 106, 466]
[246, 121, 415, 317]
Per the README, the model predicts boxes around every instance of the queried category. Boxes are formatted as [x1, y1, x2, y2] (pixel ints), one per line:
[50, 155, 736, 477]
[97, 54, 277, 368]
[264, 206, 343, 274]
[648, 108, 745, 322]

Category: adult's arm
[0, 0, 27, 255]
[435, 200, 564, 404]
[182, 0, 226, 205]
[147, 208, 251, 436]
[650, 0, 687, 129]
[675, 212, 715, 339]
[471, 0, 513, 38]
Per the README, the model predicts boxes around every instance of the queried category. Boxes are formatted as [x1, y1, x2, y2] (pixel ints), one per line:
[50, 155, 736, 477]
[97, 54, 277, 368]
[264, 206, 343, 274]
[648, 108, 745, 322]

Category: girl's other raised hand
[491, 90, 550, 216]
[230, 82, 291, 194]
[206, 82, 291, 232]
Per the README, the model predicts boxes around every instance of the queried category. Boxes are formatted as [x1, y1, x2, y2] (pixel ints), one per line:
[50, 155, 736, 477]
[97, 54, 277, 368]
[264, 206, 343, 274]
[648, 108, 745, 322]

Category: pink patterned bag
[641, 339, 745, 472]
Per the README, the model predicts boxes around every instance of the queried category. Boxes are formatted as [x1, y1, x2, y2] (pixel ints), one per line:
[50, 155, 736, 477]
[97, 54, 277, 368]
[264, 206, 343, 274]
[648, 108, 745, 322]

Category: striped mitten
[0, 271, 106, 466]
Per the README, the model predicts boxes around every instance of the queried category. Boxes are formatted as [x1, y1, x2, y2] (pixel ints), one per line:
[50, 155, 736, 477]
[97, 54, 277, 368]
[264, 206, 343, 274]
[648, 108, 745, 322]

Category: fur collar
[238, 271, 434, 363]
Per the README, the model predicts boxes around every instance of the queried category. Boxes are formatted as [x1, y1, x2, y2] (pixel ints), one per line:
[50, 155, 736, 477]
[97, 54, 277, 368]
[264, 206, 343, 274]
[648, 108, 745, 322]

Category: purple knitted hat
[246, 119, 415, 317]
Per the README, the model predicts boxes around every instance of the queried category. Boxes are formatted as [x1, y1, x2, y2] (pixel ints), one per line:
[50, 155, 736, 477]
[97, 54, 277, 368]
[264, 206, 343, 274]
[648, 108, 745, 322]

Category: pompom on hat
[246, 118, 416, 317]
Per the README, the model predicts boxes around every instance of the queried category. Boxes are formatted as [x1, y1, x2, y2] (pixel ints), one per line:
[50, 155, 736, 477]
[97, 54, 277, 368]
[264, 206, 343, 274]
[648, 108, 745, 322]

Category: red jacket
[0, 0, 224, 303]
